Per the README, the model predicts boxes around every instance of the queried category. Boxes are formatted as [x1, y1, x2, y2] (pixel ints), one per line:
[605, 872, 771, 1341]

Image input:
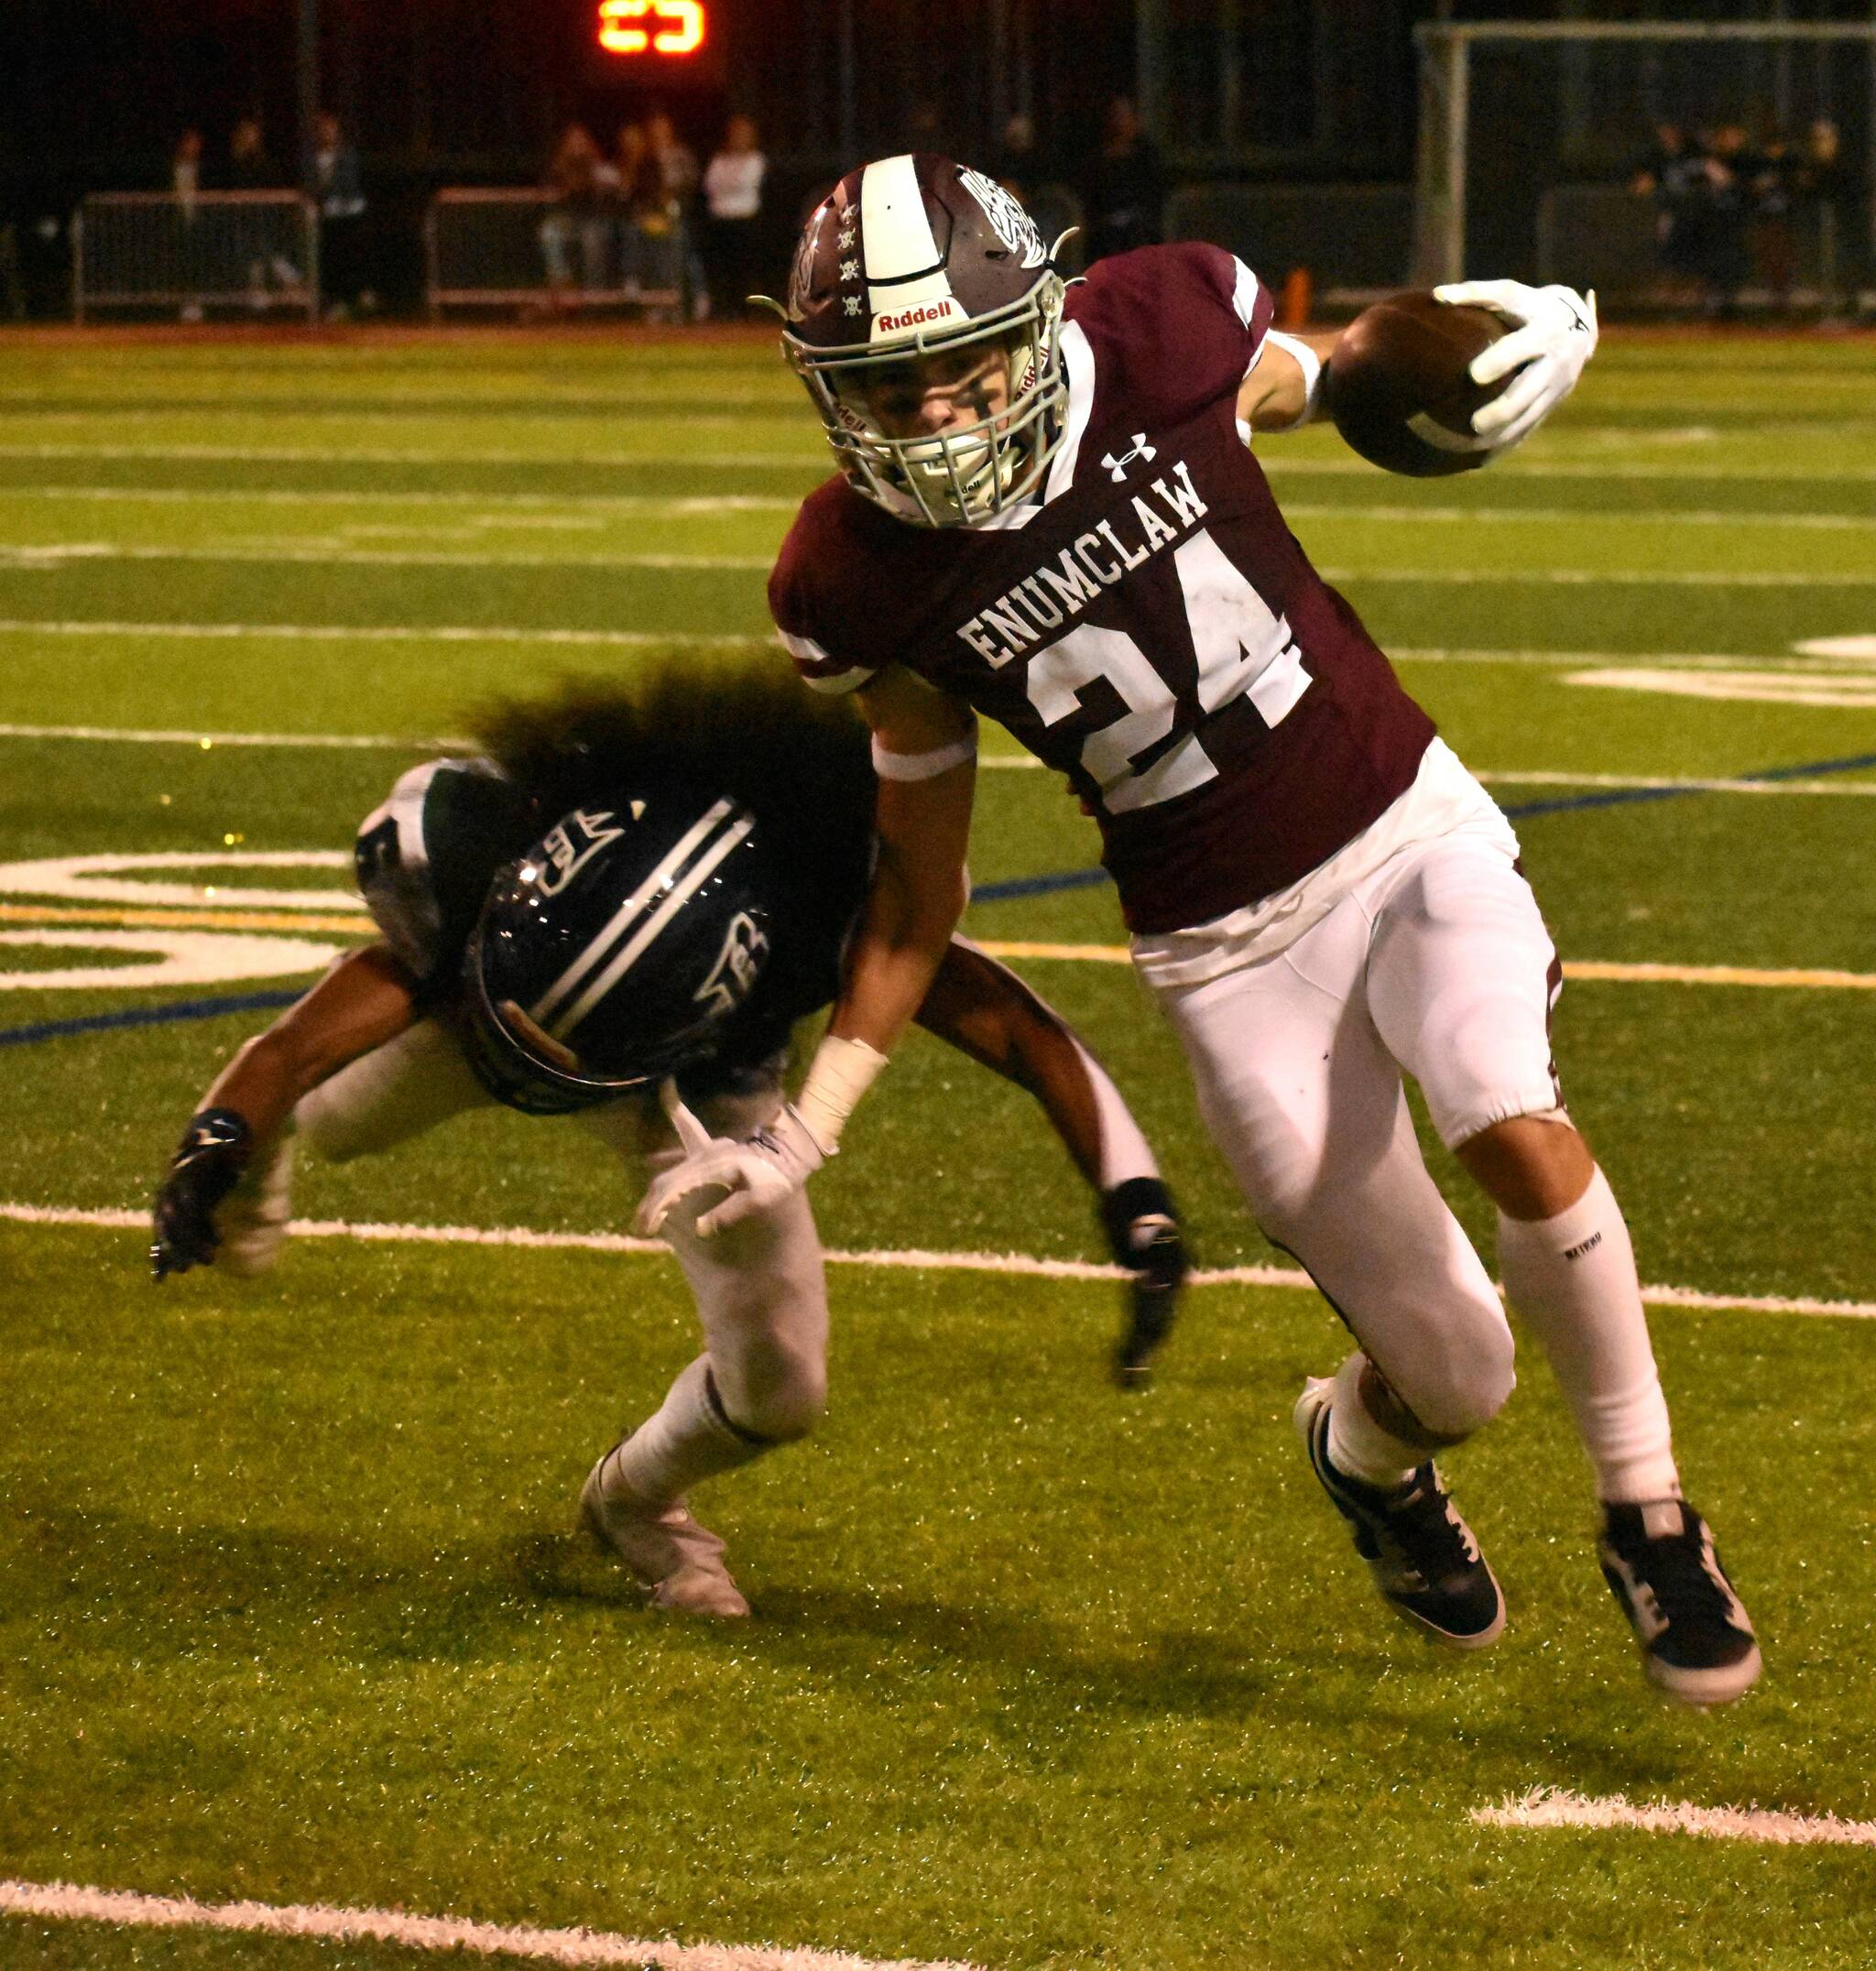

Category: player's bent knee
[727, 1356, 827, 1444]
[1402, 1322, 1517, 1441]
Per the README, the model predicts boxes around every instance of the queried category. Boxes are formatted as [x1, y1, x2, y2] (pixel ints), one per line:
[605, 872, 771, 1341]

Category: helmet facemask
[786, 273, 1068, 528]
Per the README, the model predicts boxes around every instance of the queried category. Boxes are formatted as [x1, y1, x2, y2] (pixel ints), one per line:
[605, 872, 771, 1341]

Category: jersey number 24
[1023, 528, 1312, 816]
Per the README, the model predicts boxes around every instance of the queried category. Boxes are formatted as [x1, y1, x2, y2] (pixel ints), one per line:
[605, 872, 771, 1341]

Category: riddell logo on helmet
[875, 299, 958, 332]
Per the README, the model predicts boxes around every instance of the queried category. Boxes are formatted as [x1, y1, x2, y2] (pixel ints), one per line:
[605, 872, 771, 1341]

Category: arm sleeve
[911, 936, 1162, 1192]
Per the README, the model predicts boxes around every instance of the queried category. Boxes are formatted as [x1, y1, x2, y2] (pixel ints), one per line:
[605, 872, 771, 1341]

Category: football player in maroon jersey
[643, 155, 1758, 1704]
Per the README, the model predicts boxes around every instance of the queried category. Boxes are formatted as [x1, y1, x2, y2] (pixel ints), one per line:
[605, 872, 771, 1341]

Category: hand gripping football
[1328, 291, 1511, 477]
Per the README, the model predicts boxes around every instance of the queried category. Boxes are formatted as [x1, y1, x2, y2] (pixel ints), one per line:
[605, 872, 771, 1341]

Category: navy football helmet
[462, 794, 773, 1116]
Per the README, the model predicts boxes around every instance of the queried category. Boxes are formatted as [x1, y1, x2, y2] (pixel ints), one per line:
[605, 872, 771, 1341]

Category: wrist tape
[793, 1034, 888, 1156]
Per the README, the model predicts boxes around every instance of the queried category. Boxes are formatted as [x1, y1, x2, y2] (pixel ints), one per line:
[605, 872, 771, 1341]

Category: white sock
[1496, 1167, 1680, 1505]
[603, 1356, 768, 1506]
[1325, 1352, 1423, 1491]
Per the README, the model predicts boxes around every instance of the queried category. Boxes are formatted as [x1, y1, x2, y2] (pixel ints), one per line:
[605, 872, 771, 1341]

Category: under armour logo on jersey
[693, 910, 769, 1018]
[1101, 434, 1157, 483]
[534, 809, 625, 897]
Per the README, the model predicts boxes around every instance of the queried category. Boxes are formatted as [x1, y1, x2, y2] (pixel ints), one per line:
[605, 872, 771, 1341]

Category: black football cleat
[1294, 1378, 1505, 1649]
[1599, 1499, 1761, 1707]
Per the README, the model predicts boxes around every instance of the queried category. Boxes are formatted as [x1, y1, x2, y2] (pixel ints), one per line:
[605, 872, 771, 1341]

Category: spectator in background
[646, 110, 704, 320]
[307, 112, 368, 320]
[540, 122, 611, 303]
[228, 114, 305, 309]
[990, 114, 1042, 201]
[606, 121, 649, 298]
[1793, 118, 1854, 304]
[1746, 126, 1795, 311]
[172, 128, 204, 203]
[228, 114, 282, 191]
[1696, 123, 1757, 317]
[1631, 121, 1704, 306]
[170, 128, 206, 322]
[1082, 95, 1164, 262]
[701, 114, 766, 321]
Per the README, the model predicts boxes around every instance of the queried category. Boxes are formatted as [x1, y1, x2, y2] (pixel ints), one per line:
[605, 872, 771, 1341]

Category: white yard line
[7, 1203, 1874, 1320]
[0, 539, 1869, 583]
[7, 486, 798, 514]
[974, 942, 1876, 992]
[7, 442, 1876, 483]
[0, 541, 772, 571]
[0, 618, 763, 649]
[17, 441, 1876, 483]
[7, 485, 1873, 531]
[1282, 502, 1876, 533]
[1313, 565, 1876, 589]
[0, 1878, 981, 1971]
[0, 442, 820, 469]
[1472, 1788, 1876, 1849]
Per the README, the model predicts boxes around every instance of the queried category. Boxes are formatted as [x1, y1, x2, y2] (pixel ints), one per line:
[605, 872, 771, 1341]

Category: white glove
[634, 1080, 827, 1239]
[1433, 279, 1598, 453]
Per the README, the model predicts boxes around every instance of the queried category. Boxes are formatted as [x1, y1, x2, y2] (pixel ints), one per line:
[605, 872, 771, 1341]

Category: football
[1328, 290, 1512, 477]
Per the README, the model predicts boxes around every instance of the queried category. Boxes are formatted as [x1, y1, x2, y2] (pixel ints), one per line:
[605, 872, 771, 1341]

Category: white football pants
[1153, 834, 1564, 1439]
[297, 1020, 828, 1445]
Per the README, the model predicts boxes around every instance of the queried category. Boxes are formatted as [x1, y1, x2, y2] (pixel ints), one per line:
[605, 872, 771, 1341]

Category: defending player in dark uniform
[645, 155, 1758, 1702]
[150, 670, 1186, 1618]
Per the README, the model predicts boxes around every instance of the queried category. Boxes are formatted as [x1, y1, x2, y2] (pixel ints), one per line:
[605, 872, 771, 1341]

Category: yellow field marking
[0, 901, 373, 936]
[1564, 960, 1876, 991]
[2, 916, 1865, 991]
[978, 942, 1876, 990]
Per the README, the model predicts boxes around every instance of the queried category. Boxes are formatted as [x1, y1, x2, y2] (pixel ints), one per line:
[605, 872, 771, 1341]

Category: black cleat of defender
[1599, 1499, 1761, 1707]
[1295, 1378, 1505, 1649]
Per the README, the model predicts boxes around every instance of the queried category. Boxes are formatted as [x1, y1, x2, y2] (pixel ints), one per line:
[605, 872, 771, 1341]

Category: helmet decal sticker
[957, 168, 1048, 269]
[693, 909, 771, 1018]
[533, 809, 624, 897]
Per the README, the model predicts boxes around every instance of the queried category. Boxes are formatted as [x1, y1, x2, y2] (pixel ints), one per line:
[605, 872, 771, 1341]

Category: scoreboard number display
[596, 0, 707, 57]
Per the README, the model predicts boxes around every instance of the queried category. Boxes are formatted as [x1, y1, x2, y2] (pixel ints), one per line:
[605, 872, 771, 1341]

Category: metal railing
[1164, 183, 1414, 306]
[1536, 187, 1848, 314]
[73, 191, 320, 322]
[425, 189, 691, 318]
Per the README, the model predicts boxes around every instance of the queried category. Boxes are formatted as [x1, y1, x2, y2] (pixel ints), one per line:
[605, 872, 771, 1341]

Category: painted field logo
[1568, 636, 1876, 711]
[0, 848, 356, 991]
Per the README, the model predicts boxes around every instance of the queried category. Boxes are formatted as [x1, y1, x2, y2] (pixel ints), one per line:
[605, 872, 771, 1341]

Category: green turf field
[1, 326, 1873, 1970]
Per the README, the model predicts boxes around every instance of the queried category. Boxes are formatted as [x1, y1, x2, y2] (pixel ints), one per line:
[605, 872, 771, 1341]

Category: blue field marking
[974, 867, 1111, 902]
[0, 989, 301, 1051]
[972, 750, 1876, 906]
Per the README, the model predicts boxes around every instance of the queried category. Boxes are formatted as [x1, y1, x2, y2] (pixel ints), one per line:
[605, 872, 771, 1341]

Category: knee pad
[719, 1353, 826, 1445]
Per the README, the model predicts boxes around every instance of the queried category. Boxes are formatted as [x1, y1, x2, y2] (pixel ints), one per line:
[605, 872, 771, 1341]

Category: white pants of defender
[1155, 834, 1563, 1440]
[295, 1022, 828, 1443]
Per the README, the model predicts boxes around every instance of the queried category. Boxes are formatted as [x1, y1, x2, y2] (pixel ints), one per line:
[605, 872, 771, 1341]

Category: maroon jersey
[769, 241, 1434, 936]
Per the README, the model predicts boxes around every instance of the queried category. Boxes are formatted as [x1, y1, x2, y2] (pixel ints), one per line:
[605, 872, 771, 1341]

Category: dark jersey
[353, 756, 868, 1082]
[769, 241, 1435, 935]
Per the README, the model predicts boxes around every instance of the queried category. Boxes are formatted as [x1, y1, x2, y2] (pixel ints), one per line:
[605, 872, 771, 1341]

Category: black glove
[151, 1109, 252, 1281]
[1100, 1175, 1188, 1390]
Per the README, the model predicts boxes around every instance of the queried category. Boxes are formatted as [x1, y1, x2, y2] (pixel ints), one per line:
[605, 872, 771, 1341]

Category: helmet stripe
[549, 814, 757, 1040]
[529, 797, 736, 1026]
[859, 153, 955, 323]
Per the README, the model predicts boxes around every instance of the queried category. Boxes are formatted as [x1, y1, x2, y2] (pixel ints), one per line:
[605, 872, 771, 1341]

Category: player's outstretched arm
[914, 939, 1188, 1386]
[638, 666, 977, 1241]
[151, 943, 419, 1280]
[1238, 329, 1340, 434]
